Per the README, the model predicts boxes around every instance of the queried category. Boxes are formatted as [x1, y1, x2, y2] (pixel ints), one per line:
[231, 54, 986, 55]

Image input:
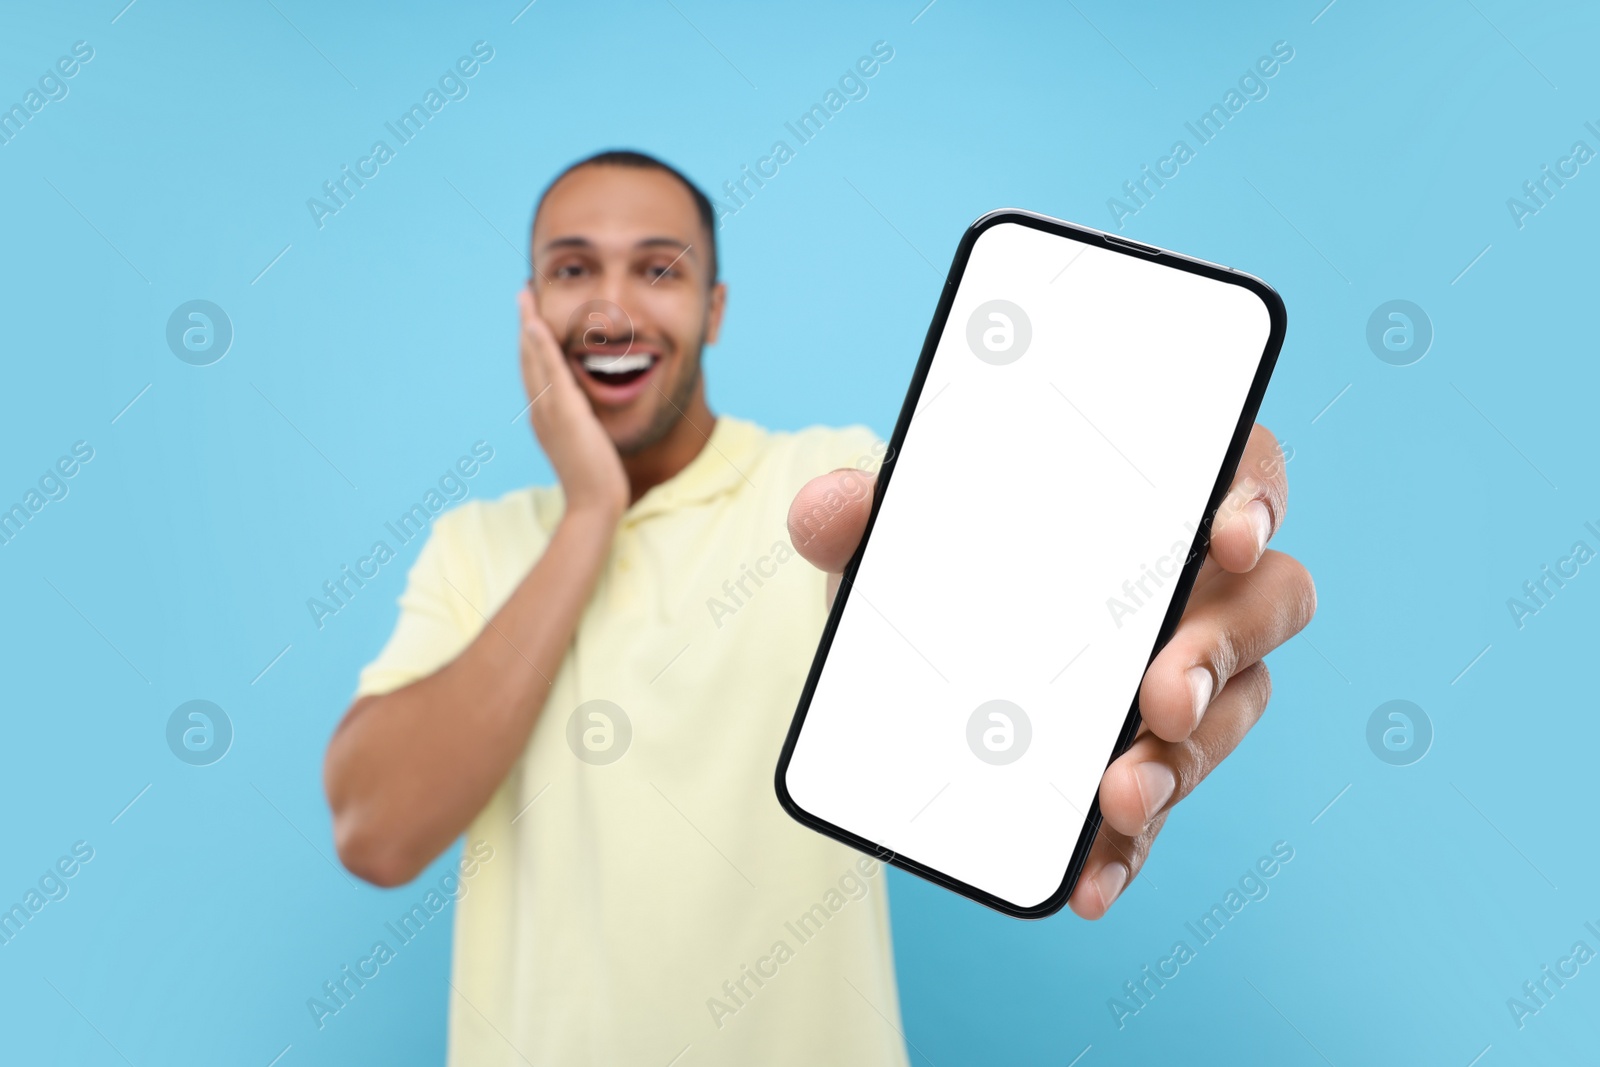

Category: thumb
[518, 287, 562, 354]
[788, 468, 876, 574]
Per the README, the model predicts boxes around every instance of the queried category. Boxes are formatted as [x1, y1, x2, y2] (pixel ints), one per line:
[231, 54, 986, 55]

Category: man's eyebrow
[536, 235, 698, 260]
[536, 236, 595, 256]
[637, 237, 697, 260]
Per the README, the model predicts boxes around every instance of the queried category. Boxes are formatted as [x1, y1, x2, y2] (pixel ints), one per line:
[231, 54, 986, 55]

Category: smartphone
[775, 209, 1286, 918]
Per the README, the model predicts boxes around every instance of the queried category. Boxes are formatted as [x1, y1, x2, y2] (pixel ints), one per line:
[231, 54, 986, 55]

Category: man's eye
[554, 264, 586, 279]
[648, 264, 676, 279]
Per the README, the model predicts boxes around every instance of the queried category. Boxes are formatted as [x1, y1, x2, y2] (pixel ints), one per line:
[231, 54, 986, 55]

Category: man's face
[530, 165, 725, 455]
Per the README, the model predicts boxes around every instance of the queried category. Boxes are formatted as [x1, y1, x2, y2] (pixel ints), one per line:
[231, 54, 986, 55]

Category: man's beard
[615, 339, 703, 457]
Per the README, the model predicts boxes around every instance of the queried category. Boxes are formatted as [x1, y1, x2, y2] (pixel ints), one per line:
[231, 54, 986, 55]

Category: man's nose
[577, 297, 636, 349]
[596, 271, 631, 318]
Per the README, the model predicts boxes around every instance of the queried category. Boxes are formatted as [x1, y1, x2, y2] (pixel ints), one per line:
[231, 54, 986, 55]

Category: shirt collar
[533, 415, 765, 530]
[624, 415, 762, 525]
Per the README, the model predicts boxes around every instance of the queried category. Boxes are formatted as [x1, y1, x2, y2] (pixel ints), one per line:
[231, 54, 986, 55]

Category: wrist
[562, 496, 625, 531]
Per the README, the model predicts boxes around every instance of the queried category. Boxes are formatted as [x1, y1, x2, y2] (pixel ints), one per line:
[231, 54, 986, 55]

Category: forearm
[325, 504, 618, 885]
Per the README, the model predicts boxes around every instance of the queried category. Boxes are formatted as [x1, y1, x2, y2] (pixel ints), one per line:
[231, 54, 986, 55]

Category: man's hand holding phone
[787, 422, 1316, 920]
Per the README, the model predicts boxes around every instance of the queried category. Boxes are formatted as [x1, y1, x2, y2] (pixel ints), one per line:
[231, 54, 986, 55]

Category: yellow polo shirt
[355, 415, 910, 1067]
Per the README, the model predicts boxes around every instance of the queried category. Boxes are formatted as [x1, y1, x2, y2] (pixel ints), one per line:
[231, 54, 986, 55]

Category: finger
[1100, 660, 1272, 838]
[787, 468, 876, 573]
[517, 284, 540, 338]
[1069, 811, 1164, 920]
[1207, 424, 1289, 574]
[517, 288, 549, 389]
[518, 287, 571, 406]
[519, 289, 562, 359]
[1136, 549, 1314, 742]
[1180, 551, 1227, 609]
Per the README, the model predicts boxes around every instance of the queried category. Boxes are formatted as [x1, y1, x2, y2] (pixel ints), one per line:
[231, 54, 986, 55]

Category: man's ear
[704, 281, 728, 346]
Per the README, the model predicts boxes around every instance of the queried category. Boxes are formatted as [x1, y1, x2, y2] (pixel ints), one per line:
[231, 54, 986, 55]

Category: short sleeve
[795, 423, 888, 480]
[830, 423, 889, 475]
[354, 515, 474, 700]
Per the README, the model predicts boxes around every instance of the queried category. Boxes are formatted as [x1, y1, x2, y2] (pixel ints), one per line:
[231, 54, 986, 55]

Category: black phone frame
[774, 208, 1289, 919]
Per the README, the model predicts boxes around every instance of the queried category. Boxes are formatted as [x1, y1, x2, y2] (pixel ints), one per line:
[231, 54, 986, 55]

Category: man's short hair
[533, 149, 719, 285]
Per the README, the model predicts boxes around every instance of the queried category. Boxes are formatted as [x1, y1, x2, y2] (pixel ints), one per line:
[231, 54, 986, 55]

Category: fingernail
[1245, 499, 1272, 555]
[1096, 861, 1130, 909]
[1186, 666, 1214, 728]
[1134, 761, 1177, 825]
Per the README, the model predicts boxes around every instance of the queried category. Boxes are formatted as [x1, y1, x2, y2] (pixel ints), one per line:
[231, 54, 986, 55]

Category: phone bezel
[773, 208, 1289, 919]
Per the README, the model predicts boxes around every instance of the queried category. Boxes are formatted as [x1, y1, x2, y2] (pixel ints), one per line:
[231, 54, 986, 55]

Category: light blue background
[2, 1, 1595, 1064]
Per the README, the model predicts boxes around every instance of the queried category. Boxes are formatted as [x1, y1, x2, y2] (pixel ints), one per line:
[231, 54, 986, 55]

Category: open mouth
[578, 351, 657, 387]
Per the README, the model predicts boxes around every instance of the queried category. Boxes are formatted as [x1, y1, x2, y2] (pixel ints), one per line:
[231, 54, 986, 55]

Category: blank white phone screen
[784, 221, 1272, 910]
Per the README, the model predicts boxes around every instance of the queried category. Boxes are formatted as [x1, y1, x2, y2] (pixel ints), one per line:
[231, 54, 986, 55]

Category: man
[323, 149, 1315, 1065]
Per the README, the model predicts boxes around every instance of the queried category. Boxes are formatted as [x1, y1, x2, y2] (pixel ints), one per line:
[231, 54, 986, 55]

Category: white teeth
[581, 353, 654, 375]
